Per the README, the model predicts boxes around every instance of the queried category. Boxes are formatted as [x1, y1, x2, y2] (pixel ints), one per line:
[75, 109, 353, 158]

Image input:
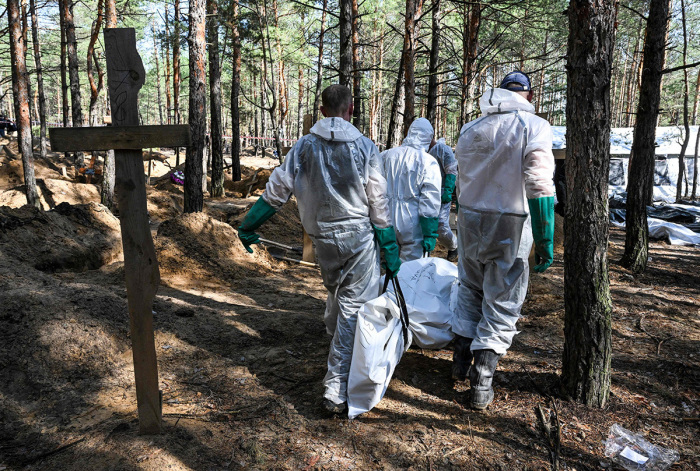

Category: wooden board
[49, 125, 190, 152]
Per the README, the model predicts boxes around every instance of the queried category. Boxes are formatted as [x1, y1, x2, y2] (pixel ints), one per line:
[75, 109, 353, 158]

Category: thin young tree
[675, 0, 690, 202]
[620, 0, 672, 273]
[28, 0, 47, 159]
[8, 0, 41, 209]
[561, 0, 617, 407]
[87, 0, 105, 126]
[208, 0, 224, 197]
[184, 0, 206, 212]
[152, 23, 164, 125]
[426, 0, 440, 128]
[174, 0, 182, 167]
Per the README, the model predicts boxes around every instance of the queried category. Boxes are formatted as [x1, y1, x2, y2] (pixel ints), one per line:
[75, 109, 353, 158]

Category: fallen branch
[536, 399, 561, 471]
[21, 437, 86, 466]
[638, 313, 676, 355]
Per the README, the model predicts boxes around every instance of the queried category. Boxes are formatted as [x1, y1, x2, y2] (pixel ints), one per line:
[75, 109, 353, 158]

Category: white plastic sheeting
[611, 217, 700, 246]
[347, 257, 458, 419]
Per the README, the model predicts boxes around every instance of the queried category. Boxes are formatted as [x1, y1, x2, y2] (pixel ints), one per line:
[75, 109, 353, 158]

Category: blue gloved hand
[373, 225, 402, 277]
[419, 216, 439, 255]
[528, 196, 555, 272]
[238, 197, 277, 253]
[442, 174, 457, 204]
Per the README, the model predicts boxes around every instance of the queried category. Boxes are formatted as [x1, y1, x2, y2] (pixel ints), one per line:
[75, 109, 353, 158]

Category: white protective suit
[379, 118, 442, 261]
[428, 138, 458, 251]
[262, 117, 392, 405]
[453, 88, 555, 354]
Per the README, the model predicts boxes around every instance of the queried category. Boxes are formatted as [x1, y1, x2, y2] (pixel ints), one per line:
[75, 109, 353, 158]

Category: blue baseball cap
[500, 71, 531, 91]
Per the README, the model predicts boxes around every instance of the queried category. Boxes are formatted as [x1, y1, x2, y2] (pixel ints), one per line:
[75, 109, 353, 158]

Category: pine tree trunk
[229, 0, 242, 181]
[386, 53, 405, 150]
[339, 0, 353, 88]
[297, 65, 304, 138]
[87, 0, 104, 127]
[312, 0, 327, 123]
[100, 0, 116, 211]
[61, 0, 85, 169]
[208, 0, 224, 197]
[29, 0, 47, 159]
[402, 0, 423, 136]
[621, 0, 671, 273]
[460, 2, 481, 126]
[351, 0, 361, 129]
[152, 23, 164, 125]
[426, 0, 440, 128]
[174, 0, 182, 167]
[59, 0, 69, 128]
[561, 0, 617, 408]
[676, 0, 690, 202]
[184, 0, 206, 212]
[164, 8, 173, 124]
[9, 0, 40, 209]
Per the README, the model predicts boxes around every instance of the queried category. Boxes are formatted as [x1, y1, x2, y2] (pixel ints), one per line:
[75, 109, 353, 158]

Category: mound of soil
[155, 212, 276, 289]
[0, 202, 122, 272]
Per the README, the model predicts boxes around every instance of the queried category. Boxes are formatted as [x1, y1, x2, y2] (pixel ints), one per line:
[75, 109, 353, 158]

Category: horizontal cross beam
[49, 125, 191, 152]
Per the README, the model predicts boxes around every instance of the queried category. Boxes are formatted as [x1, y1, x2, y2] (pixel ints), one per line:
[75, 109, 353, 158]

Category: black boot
[447, 249, 458, 262]
[470, 349, 500, 410]
[451, 336, 473, 381]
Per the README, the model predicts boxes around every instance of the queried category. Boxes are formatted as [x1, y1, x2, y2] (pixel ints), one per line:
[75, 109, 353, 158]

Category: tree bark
[676, 0, 690, 201]
[87, 0, 105, 126]
[229, 0, 242, 181]
[59, 0, 69, 128]
[174, 0, 182, 167]
[402, 0, 423, 136]
[164, 8, 173, 124]
[620, 0, 671, 273]
[351, 0, 361, 129]
[100, 0, 116, 211]
[185, 0, 206, 212]
[61, 0, 85, 169]
[208, 0, 224, 196]
[460, 2, 481, 126]
[561, 0, 617, 408]
[386, 52, 405, 150]
[29, 0, 47, 160]
[426, 0, 440, 128]
[339, 0, 353, 88]
[152, 23, 164, 125]
[9, 0, 40, 209]
[312, 0, 327, 123]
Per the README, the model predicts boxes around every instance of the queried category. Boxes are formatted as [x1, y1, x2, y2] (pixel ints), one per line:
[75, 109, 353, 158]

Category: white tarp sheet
[611, 217, 700, 246]
[347, 257, 458, 419]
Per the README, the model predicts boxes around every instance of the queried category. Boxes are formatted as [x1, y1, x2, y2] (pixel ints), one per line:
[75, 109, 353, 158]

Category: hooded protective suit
[380, 118, 442, 261]
[453, 88, 554, 354]
[428, 138, 458, 252]
[262, 117, 392, 405]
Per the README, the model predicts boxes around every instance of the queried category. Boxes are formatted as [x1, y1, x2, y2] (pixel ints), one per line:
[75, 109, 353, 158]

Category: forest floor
[0, 137, 698, 471]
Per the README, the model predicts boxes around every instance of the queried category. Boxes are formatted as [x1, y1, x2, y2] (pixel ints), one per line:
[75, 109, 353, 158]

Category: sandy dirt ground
[0, 138, 698, 470]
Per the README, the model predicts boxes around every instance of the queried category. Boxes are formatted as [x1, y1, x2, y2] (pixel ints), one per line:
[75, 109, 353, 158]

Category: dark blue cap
[500, 71, 531, 91]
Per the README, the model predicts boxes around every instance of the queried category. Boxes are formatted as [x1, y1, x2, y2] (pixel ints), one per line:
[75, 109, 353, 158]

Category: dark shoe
[470, 349, 501, 410]
[451, 336, 473, 381]
[322, 399, 347, 415]
[447, 249, 458, 262]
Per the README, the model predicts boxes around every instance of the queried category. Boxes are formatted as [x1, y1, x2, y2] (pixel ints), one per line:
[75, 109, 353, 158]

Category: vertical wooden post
[104, 28, 162, 434]
[301, 114, 315, 263]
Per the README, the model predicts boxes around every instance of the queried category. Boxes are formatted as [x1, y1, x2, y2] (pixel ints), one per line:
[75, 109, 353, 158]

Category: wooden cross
[50, 28, 191, 434]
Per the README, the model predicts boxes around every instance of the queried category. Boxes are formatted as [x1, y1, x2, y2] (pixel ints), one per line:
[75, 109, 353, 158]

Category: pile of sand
[225, 168, 273, 197]
[0, 202, 122, 272]
[155, 212, 276, 288]
[227, 197, 304, 248]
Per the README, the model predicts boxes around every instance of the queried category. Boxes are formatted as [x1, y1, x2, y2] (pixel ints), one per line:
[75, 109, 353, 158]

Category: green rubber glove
[442, 174, 457, 204]
[528, 196, 555, 272]
[238, 197, 277, 253]
[419, 216, 439, 254]
[373, 225, 402, 277]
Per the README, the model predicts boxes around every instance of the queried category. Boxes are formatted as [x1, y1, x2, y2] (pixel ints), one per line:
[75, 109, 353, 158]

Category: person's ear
[527, 90, 534, 103]
[346, 102, 354, 121]
[320, 105, 328, 118]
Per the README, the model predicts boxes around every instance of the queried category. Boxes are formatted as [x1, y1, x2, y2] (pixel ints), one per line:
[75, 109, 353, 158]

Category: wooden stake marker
[50, 28, 190, 434]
